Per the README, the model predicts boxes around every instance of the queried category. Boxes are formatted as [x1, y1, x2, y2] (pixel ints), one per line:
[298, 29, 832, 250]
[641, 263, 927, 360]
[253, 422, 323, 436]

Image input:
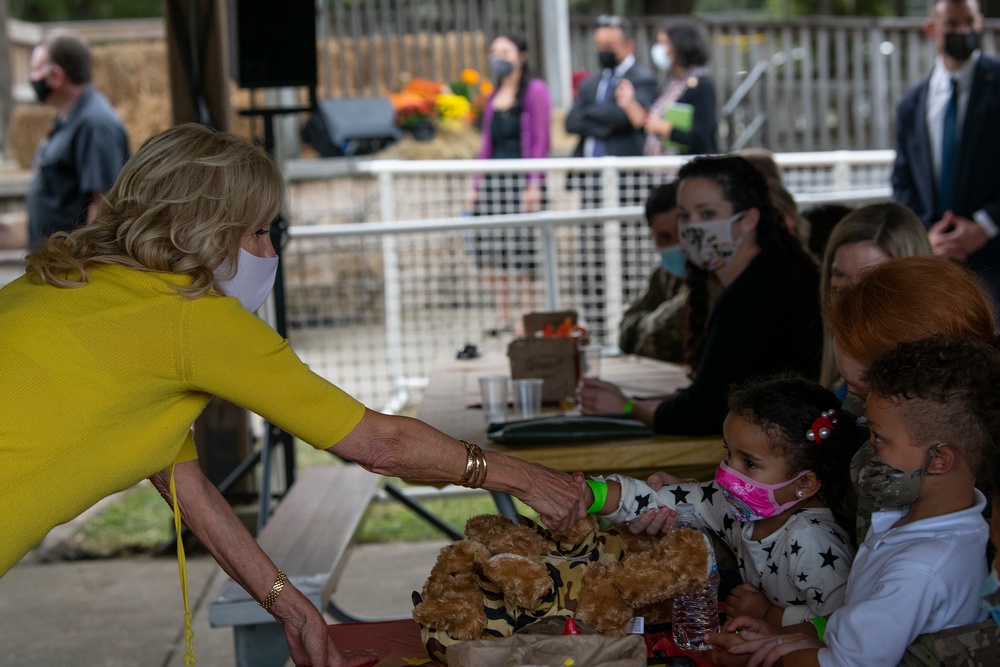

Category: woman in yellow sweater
[0, 123, 586, 667]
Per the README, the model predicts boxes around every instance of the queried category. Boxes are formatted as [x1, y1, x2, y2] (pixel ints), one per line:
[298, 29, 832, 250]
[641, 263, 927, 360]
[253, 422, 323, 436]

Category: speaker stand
[235, 86, 317, 530]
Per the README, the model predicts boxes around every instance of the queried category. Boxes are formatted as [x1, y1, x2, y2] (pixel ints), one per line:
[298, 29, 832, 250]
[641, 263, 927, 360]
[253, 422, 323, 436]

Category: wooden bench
[208, 464, 383, 667]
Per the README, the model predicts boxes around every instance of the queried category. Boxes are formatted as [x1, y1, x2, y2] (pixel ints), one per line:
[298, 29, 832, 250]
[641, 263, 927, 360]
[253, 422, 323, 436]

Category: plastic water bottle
[671, 502, 721, 650]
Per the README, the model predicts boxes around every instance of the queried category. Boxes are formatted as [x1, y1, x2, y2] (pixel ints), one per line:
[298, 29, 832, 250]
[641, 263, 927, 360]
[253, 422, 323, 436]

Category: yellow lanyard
[169, 464, 197, 666]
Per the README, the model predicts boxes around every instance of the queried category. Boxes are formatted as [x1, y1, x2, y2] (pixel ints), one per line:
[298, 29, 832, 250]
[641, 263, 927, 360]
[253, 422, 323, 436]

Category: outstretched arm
[149, 460, 376, 667]
[330, 409, 588, 532]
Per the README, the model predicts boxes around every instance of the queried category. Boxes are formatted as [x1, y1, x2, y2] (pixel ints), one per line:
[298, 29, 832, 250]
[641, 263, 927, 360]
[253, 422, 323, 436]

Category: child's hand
[645, 470, 683, 490]
[724, 583, 773, 623]
[626, 506, 677, 535]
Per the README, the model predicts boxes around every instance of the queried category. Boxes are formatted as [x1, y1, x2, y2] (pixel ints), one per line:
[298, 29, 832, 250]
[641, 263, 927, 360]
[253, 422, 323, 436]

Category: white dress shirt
[924, 51, 998, 237]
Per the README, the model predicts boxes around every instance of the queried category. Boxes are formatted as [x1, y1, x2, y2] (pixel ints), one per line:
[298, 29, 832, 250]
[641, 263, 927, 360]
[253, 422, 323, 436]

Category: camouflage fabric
[415, 516, 631, 664]
[898, 619, 1000, 666]
[618, 268, 688, 363]
[850, 442, 926, 510]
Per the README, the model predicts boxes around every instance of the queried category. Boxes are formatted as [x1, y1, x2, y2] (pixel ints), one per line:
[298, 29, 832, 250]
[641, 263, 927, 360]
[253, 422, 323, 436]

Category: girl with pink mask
[581, 375, 866, 626]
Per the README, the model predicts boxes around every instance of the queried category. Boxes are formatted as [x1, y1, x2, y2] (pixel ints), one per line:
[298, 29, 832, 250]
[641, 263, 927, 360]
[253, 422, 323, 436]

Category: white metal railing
[281, 151, 894, 412]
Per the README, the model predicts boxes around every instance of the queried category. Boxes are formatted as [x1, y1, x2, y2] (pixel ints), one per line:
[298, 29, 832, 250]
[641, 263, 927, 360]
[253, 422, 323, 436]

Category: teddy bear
[411, 513, 712, 663]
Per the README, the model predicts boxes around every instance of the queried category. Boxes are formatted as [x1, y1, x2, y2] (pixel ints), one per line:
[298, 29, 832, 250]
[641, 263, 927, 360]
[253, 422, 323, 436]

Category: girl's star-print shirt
[603, 474, 855, 624]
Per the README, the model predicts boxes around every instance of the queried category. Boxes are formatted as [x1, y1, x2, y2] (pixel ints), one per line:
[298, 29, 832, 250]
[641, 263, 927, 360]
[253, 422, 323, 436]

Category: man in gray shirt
[27, 30, 130, 250]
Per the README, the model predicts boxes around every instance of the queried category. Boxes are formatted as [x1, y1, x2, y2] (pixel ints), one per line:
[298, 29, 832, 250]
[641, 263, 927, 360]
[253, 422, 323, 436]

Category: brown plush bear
[411, 514, 711, 663]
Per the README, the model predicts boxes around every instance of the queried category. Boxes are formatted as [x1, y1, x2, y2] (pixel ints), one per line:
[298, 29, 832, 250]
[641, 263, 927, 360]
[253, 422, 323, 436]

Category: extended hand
[276, 592, 378, 666]
[627, 506, 677, 535]
[523, 465, 589, 532]
[645, 470, 684, 490]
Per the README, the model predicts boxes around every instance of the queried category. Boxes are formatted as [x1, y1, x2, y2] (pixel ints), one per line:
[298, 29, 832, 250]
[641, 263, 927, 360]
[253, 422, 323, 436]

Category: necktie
[939, 77, 959, 214]
[592, 72, 616, 158]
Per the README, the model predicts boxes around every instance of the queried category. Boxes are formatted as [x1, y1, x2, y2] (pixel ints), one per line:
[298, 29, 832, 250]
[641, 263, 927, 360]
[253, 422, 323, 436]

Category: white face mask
[215, 247, 279, 313]
[678, 211, 746, 271]
[651, 43, 672, 71]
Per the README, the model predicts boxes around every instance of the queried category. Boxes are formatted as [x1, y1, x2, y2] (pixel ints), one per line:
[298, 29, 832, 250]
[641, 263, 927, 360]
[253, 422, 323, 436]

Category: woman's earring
[796, 490, 803, 498]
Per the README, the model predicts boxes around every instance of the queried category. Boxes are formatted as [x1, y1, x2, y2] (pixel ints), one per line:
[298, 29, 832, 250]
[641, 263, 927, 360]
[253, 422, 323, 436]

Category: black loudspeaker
[229, 0, 317, 88]
[302, 97, 403, 157]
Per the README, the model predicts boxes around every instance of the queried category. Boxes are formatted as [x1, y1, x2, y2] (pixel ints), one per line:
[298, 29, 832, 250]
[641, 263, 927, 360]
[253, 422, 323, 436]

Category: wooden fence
[571, 15, 1000, 151]
[6, 8, 1000, 153]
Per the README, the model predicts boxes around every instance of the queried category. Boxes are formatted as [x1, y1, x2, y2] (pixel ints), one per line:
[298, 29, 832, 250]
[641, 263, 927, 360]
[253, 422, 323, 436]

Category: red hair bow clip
[806, 410, 838, 442]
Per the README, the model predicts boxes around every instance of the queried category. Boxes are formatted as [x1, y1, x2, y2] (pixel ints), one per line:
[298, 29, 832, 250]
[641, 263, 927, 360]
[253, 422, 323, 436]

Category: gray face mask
[850, 442, 940, 509]
[489, 58, 514, 79]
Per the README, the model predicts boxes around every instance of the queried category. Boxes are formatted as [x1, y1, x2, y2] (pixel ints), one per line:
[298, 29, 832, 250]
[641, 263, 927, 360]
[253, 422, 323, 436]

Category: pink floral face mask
[715, 460, 810, 522]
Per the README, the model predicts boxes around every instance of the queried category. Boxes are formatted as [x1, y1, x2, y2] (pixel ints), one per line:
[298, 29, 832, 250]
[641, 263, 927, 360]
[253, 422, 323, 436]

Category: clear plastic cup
[511, 378, 544, 420]
[478, 375, 509, 425]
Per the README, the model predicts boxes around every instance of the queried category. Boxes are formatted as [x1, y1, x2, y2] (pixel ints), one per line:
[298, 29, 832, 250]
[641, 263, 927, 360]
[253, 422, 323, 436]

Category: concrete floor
[0, 540, 448, 667]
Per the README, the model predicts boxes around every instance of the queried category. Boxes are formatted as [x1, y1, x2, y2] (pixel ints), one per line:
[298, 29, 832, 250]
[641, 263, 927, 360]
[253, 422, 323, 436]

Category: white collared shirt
[926, 51, 978, 183]
[817, 490, 988, 667]
[923, 51, 998, 236]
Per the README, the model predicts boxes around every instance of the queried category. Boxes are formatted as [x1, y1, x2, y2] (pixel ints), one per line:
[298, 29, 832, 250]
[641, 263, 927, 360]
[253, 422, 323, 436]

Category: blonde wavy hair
[26, 123, 285, 299]
[818, 203, 933, 386]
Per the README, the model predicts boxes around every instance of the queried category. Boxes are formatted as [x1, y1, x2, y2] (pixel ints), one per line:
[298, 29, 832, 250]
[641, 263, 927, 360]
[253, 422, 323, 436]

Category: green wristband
[810, 617, 827, 642]
[623, 400, 635, 414]
[586, 480, 608, 514]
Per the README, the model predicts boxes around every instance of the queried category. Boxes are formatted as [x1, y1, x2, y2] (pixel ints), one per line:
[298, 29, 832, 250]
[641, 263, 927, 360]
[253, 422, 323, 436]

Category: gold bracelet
[474, 447, 488, 488]
[258, 570, 288, 610]
[459, 441, 488, 489]
[460, 440, 477, 486]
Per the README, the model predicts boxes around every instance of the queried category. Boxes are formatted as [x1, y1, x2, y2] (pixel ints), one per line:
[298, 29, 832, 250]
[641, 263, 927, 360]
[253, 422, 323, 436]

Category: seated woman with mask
[581, 154, 822, 435]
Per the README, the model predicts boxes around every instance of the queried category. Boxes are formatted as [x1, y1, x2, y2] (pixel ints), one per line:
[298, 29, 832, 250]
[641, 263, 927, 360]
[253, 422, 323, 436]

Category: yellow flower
[436, 93, 471, 122]
[479, 80, 494, 96]
[460, 68, 480, 85]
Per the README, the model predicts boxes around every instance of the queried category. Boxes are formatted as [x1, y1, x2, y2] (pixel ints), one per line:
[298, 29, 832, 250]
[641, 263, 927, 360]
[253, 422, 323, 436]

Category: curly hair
[26, 123, 285, 300]
[727, 373, 868, 538]
[864, 337, 1000, 480]
[678, 155, 818, 368]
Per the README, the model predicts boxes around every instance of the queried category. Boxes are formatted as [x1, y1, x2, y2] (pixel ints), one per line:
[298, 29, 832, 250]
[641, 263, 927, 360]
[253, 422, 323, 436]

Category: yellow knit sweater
[0, 265, 365, 575]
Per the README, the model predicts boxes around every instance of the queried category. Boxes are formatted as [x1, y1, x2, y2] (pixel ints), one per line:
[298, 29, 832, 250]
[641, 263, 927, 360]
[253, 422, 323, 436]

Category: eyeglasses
[596, 14, 624, 28]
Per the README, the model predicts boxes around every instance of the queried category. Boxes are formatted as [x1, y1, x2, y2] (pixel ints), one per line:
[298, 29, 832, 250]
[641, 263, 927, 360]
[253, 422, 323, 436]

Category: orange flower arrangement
[389, 78, 445, 127]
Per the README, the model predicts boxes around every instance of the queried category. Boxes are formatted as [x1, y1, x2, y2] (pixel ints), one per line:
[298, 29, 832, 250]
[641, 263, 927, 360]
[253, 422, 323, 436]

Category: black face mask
[31, 77, 52, 103]
[597, 50, 618, 70]
[489, 58, 514, 79]
[944, 32, 980, 62]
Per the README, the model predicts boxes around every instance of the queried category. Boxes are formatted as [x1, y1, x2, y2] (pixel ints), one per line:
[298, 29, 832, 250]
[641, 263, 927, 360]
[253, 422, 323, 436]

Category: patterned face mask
[715, 461, 810, 522]
[849, 442, 940, 510]
[678, 211, 745, 271]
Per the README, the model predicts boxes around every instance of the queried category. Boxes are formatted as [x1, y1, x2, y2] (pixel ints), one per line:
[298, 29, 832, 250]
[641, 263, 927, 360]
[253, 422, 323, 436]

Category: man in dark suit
[892, 0, 1000, 303]
[566, 15, 659, 167]
[565, 15, 658, 340]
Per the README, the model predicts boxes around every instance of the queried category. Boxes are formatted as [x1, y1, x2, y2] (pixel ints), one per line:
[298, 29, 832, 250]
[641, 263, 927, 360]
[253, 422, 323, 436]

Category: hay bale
[9, 105, 56, 169]
[378, 122, 481, 160]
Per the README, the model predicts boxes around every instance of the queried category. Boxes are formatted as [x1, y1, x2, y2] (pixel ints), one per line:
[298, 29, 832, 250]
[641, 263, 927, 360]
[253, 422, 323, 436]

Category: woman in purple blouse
[471, 32, 552, 333]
